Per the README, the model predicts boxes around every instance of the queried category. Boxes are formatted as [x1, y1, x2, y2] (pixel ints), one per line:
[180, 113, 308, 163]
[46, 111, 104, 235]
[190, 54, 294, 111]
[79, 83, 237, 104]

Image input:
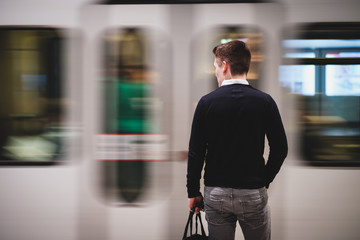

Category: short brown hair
[213, 40, 251, 75]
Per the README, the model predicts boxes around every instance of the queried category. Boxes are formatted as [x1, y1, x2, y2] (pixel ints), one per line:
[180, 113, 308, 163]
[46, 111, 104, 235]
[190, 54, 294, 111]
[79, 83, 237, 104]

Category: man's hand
[188, 195, 204, 214]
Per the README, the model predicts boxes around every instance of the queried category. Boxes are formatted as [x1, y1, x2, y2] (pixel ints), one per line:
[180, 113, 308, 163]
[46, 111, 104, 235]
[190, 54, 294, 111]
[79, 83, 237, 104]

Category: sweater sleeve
[187, 98, 207, 198]
[264, 97, 288, 188]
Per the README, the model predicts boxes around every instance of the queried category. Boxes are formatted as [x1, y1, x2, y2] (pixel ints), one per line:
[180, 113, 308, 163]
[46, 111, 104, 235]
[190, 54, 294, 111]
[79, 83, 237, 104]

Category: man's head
[213, 40, 251, 86]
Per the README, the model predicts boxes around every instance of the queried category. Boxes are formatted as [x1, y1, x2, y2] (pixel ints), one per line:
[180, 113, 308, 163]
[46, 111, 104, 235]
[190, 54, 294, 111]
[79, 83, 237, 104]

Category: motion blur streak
[0, 0, 360, 240]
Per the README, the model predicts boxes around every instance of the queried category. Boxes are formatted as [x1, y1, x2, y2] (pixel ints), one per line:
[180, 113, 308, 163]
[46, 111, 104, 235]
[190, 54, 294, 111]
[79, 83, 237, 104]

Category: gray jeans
[204, 186, 271, 240]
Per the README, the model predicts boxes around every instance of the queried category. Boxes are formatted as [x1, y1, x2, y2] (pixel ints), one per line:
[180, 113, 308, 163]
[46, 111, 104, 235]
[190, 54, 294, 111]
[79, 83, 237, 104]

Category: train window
[97, 28, 172, 205]
[0, 28, 66, 165]
[191, 26, 264, 105]
[325, 63, 360, 96]
[279, 65, 315, 95]
[280, 23, 360, 166]
[284, 52, 316, 58]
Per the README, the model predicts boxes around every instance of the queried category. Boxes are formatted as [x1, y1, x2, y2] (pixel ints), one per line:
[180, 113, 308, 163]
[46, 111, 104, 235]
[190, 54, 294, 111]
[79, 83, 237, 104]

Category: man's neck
[225, 73, 247, 80]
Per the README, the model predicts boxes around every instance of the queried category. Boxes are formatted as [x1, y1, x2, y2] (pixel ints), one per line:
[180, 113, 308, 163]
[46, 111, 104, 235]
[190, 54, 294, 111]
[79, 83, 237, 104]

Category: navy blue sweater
[187, 83, 288, 198]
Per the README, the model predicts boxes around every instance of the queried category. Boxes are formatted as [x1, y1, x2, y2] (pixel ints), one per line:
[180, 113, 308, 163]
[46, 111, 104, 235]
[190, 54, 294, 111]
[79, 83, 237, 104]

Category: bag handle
[196, 211, 207, 236]
[183, 209, 207, 239]
[182, 209, 195, 239]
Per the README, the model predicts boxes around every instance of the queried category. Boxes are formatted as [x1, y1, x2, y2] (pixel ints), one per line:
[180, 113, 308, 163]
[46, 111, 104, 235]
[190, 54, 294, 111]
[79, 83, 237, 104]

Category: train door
[171, 3, 287, 240]
[0, 3, 83, 240]
[79, 4, 172, 240]
[279, 21, 360, 239]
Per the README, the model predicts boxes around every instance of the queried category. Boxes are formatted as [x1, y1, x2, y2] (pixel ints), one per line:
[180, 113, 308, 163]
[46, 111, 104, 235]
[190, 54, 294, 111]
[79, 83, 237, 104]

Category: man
[186, 40, 288, 240]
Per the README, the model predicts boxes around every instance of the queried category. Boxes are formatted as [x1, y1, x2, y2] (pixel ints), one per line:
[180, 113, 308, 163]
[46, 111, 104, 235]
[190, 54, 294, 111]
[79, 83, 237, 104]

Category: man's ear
[222, 61, 228, 74]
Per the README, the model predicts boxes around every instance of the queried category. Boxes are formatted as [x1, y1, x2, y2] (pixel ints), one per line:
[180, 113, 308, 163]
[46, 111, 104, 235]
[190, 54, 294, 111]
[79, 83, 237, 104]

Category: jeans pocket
[204, 187, 224, 211]
[242, 193, 269, 229]
[204, 187, 226, 225]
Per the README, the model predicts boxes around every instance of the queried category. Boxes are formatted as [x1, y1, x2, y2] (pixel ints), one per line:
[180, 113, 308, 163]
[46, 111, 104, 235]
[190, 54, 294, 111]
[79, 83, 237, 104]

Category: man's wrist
[188, 191, 202, 199]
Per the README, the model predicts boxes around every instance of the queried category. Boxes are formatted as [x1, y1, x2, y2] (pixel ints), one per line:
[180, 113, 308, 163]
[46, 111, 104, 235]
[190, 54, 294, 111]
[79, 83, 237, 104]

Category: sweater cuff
[188, 190, 202, 199]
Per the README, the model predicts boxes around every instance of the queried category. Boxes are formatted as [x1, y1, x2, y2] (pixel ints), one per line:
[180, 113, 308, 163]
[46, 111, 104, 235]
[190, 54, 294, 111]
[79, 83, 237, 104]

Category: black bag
[182, 209, 208, 240]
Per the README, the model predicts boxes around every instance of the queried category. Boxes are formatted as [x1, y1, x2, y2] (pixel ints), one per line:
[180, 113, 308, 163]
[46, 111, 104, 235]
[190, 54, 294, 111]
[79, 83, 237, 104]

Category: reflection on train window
[279, 65, 315, 95]
[326, 64, 360, 96]
[0, 28, 65, 165]
[280, 23, 360, 165]
[97, 28, 171, 204]
[284, 52, 316, 58]
[191, 26, 264, 105]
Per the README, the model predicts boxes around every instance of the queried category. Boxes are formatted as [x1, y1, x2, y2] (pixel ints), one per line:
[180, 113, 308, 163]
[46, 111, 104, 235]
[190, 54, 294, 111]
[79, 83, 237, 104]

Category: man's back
[188, 83, 287, 192]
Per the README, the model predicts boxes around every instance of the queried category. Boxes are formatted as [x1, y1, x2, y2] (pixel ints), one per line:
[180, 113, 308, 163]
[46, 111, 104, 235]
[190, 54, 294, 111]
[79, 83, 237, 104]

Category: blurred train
[0, 0, 360, 239]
